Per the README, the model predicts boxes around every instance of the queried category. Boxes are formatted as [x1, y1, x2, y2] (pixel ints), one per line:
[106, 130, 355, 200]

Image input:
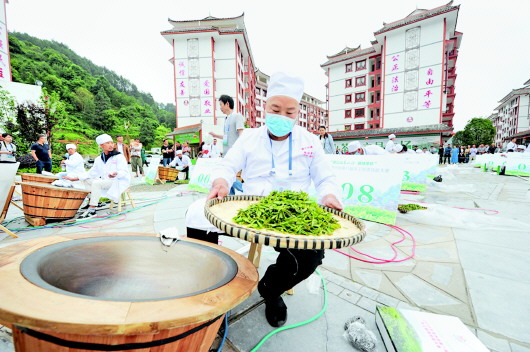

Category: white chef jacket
[215, 125, 341, 201]
[506, 141, 517, 151]
[52, 152, 87, 189]
[185, 125, 342, 232]
[169, 154, 191, 169]
[209, 143, 221, 158]
[361, 145, 389, 155]
[79, 152, 131, 202]
[385, 139, 395, 153]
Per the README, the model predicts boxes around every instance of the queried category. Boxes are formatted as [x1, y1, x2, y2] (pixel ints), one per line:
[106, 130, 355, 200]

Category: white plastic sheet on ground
[425, 178, 477, 193]
[399, 202, 527, 230]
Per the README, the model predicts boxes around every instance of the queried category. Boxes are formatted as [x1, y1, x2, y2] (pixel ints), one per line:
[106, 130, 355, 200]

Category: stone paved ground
[1, 165, 529, 352]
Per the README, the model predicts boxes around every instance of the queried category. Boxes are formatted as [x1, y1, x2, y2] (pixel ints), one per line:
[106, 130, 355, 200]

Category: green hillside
[3, 32, 175, 156]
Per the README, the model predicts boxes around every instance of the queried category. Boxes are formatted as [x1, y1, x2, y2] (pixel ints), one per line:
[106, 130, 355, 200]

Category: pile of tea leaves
[233, 190, 340, 236]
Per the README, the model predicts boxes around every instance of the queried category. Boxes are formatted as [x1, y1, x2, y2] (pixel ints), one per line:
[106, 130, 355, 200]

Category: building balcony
[369, 68, 382, 75]
[368, 101, 381, 109]
[368, 86, 381, 92]
[367, 118, 381, 125]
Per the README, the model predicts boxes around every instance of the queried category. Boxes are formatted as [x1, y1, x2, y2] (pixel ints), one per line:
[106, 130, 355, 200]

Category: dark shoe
[78, 210, 97, 219]
[263, 296, 287, 327]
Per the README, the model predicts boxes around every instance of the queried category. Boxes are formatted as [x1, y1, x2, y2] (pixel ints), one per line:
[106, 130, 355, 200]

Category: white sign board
[504, 153, 530, 176]
[397, 154, 438, 192]
[188, 158, 222, 193]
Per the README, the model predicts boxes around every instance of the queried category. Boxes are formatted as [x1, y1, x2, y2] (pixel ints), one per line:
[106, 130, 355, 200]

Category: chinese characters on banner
[0, 21, 11, 81]
[177, 61, 187, 78]
[202, 79, 213, 115]
[421, 67, 437, 109]
[386, 53, 404, 94]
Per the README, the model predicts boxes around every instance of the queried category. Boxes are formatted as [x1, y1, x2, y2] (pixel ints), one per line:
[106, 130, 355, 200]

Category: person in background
[209, 94, 245, 157]
[174, 141, 182, 151]
[161, 139, 174, 166]
[412, 145, 419, 152]
[438, 145, 444, 164]
[348, 141, 388, 155]
[30, 134, 52, 173]
[52, 144, 85, 188]
[182, 141, 191, 157]
[488, 143, 496, 154]
[130, 139, 144, 177]
[140, 140, 149, 168]
[517, 145, 526, 153]
[469, 145, 478, 162]
[495, 144, 502, 153]
[506, 138, 517, 152]
[458, 146, 465, 163]
[0, 133, 17, 163]
[464, 145, 471, 163]
[430, 145, 437, 154]
[114, 135, 131, 163]
[451, 145, 459, 164]
[477, 144, 486, 155]
[443, 144, 452, 164]
[196, 141, 205, 158]
[385, 134, 396, 152]
[318, 126, 335, 154]
[422, 147, 428, 154]
[209, 139, 221, 158]
[169, 149, 191, 180]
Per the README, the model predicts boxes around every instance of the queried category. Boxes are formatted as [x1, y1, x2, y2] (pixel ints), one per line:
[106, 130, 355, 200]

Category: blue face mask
[266, 113, 296, 137]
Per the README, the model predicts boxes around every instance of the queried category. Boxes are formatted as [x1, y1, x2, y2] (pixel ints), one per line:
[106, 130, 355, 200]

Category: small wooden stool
[110, 189, 135, 212]
[247, 242, 294, 295]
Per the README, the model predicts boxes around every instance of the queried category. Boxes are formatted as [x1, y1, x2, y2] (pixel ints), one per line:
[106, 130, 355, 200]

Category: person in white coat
[52, 144, 86, 188]
[348, 141, 388, 155]
[64, 134, 130, 219]
[169, 149, 191, 179]
[186, 72, 342, 328]
[385, 134, 396, 152]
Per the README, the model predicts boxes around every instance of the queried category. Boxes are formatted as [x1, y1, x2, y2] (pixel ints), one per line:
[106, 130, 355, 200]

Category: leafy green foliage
[6, 32, 175, 157]
[457, 118, 496, 146]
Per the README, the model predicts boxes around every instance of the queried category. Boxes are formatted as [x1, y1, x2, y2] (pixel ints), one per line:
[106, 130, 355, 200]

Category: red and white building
[321, 1, 462, 151]
[161, 14, 257, 131]
[489, 78, 530, 146]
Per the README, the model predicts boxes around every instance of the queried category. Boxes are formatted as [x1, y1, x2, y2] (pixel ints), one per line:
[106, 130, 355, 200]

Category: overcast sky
[6, 0, 530, 131]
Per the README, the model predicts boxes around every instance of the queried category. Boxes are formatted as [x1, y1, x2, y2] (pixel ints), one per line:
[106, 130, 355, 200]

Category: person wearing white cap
[185, 72, 342, 328]
[169, 149, 191, 179]
[516, 145, 526, 152]
[64, 134, 131, 219]
[348, 141, 388, 155]
[385, 134, 397, 152]
[393, 144, 404, 154]
[506, 138, 517, 152]
[52, 144, 86, 188]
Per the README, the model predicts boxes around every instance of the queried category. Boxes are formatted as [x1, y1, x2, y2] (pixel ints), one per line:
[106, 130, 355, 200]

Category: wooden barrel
[158, 166, 178, 181]
[0, 233, 258, 352]
[20, 173, 58, 185]
[20, 182, 90, 220]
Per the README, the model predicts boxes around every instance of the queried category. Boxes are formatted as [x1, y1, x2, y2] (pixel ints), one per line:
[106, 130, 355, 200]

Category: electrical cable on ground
[249, 269, 328, 352]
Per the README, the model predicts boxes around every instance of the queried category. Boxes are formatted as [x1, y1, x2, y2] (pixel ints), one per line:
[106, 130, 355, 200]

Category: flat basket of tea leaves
[205, 191, 366, 250]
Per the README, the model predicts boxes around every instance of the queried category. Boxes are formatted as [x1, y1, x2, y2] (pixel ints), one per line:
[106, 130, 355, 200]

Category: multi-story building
[489, 79, 530, 146]
[321, 1, 462, 150]
[254, 69, 327, 132]
[161, 14, 257, 130]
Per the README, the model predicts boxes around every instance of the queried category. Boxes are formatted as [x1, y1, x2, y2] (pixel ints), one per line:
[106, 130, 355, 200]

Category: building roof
[330, 124, 453, 139]
[508, 129, 530, 139]
[167, 13, 244, 25]
[524, 78, 530, 87]
[374, 1, 459, 35]
[165, 123, 202, 137]
[326, 45, 361, 59]
[321, 46, 376, 67]
[495, 88, 530, 110]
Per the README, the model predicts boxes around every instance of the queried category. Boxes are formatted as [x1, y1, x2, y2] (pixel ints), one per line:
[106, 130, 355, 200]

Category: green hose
[250, 269, 328, 352]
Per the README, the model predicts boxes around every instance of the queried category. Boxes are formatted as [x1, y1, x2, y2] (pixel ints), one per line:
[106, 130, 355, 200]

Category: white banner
[329, 155, 404, 225]
[504, 153, 530, 176]
[398, 154, 438, 192]
[187, 158, 222, 193]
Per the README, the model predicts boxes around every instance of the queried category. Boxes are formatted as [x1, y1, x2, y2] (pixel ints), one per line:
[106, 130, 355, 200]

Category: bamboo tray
[205, 195, 366, 250]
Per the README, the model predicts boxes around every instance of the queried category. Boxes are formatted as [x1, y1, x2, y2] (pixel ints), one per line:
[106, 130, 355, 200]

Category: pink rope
[79, 214, 127, 228]
[334, 224, 416, 263]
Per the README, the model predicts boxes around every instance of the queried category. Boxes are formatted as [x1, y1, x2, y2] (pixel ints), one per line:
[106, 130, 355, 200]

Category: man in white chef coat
[64, 134, 130, 219]
[348, 141, 388, 155]
[52, 144, 86, 188]
[385, 134, 396, 152]
[186, 72, 342, 328]
[169, 149, 191, 179]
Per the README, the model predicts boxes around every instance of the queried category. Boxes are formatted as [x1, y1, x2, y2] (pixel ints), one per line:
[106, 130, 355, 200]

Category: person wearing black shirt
[30, 134, 52, 173]
[161, 139, 174, 167]
[438, 145, 444, 164]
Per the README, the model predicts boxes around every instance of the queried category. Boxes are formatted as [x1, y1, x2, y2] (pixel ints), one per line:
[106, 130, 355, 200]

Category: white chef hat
[65, 143, 76, 150]
[388, 134, 396, 139]
[348, 141, 361, 153]
[393, 144, 403, 153]
[176, 149, 183, 155]
[267, 72, 304, 102]
[517, 145, 525, 149]
[95, 134, 113, 145]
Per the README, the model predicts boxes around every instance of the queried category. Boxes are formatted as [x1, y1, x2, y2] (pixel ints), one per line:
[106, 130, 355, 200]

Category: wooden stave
[20, 182, 89, 219]
[20, 173, 58, 185]
[158, 166, 178, 181]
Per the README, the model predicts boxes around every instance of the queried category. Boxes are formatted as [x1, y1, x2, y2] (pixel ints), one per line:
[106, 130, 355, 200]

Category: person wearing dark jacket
[443, 144, 452, 164]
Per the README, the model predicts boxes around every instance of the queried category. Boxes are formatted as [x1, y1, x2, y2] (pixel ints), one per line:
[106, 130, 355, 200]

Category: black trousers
[186, 228, 324, 299]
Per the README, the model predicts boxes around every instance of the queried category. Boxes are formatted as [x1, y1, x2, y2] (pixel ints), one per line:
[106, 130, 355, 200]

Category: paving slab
[477, 330, 512, 352]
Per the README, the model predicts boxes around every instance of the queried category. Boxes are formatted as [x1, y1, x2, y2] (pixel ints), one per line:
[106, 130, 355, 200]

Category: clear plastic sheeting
[399, 202, 528, 230]
[425, 178, 477, 193]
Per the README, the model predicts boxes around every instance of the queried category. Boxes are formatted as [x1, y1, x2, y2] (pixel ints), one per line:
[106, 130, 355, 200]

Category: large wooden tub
[158, 166, 178, 181]
[0, 233, 258, 352]
[20, 182, 89, 221]
[20, 173, 58, 185]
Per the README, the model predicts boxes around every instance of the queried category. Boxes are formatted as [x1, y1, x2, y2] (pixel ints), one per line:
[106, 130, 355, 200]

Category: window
[256, 88, 260, 95]
[345, 79, 352, 88]
[256, 111, 261, 118]
[355, 76, 366, 87]
[355, 108, 365, 118]
[345, 109, 352, 118]
[355, 92, 366, 102]
[256, 99, 261, 107]
[345, 94, 352, 103]
[356, 60, 366, 71]
[354, 123, 364, 130]
[345, 125, 352, 131]
[345, 63, 353, 72]
[263, 90, 267, 97]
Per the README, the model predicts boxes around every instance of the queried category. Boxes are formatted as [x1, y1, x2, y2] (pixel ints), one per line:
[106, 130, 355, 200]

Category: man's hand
[108, 172, 118, 178]
[62, 176, 79, 181]
[322, 194, 343, 211]
[207, 179, 230, 200]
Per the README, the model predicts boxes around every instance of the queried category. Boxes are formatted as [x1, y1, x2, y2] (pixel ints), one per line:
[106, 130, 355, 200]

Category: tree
[138, 119, 159, 147]
[451, 131, 466, 147]
[462, 118, 495, 146]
